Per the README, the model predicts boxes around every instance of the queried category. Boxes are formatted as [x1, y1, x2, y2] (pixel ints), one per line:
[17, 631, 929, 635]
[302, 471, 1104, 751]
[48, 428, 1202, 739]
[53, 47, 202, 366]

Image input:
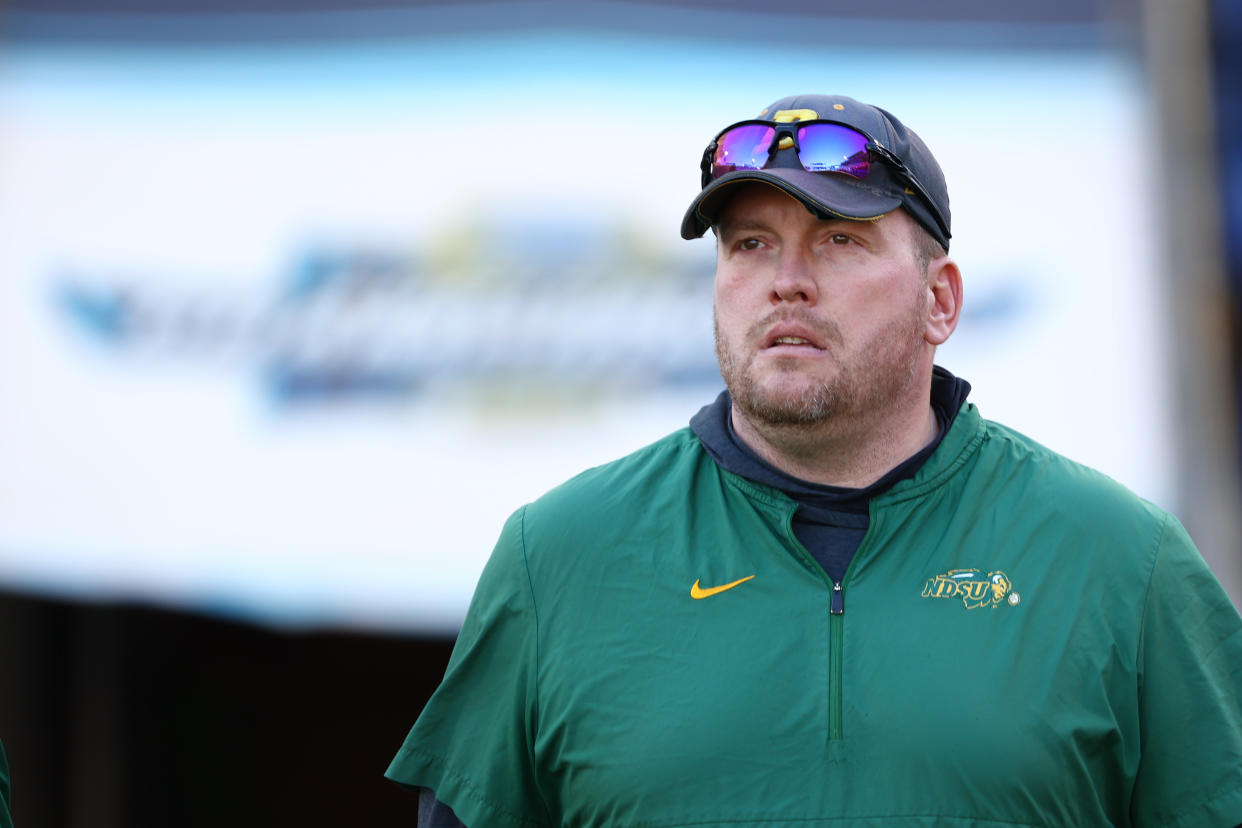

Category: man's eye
[829, 233, 852, 245]
[738, 238, 764, 250]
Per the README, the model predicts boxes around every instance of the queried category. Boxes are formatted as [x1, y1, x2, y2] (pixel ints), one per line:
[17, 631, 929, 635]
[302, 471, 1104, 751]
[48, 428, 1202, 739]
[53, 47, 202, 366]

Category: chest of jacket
[522, 427, 1149, 827]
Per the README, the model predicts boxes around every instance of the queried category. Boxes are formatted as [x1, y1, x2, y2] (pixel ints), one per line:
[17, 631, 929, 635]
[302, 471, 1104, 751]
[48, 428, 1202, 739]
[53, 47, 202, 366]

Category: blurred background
[0, 0, 1239, 824]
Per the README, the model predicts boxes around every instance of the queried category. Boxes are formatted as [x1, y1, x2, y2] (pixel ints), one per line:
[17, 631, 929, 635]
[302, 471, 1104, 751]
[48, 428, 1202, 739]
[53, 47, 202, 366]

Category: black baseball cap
[680, 93, 952, 251]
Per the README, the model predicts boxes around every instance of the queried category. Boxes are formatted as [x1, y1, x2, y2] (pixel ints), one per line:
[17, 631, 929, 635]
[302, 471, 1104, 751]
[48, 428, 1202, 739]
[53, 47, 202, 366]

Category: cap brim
[679, 168, 904, 240]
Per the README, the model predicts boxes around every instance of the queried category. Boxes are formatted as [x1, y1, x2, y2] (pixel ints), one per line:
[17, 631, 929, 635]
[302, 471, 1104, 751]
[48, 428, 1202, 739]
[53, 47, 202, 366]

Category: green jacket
[0, 739, 13, 828]
[387, 402, 1242, 827]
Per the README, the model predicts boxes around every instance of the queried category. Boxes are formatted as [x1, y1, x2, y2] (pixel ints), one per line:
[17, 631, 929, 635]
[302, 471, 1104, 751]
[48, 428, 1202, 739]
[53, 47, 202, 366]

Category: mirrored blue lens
[796, 124, 870, 178]
[712, 124, 775, 178]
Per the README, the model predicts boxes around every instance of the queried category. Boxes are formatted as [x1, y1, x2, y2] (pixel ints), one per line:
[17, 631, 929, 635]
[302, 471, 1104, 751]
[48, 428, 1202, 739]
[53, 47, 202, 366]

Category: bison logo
[922, 569, 1019, 609]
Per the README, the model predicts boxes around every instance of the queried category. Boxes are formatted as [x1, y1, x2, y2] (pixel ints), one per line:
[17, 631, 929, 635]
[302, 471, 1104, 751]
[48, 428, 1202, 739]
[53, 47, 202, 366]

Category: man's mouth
[763, 330, 826, 350]
[751, 314, 836, 351]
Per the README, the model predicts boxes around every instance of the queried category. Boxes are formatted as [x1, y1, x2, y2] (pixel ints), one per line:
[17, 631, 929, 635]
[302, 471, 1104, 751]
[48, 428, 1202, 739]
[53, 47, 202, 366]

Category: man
[387, 94, 1242, 826]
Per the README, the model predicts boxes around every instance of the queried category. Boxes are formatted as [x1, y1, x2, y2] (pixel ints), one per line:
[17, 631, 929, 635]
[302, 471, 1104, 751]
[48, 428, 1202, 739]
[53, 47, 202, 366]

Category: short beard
[714, 309, 847, 426]
[714, 295, 927, 432]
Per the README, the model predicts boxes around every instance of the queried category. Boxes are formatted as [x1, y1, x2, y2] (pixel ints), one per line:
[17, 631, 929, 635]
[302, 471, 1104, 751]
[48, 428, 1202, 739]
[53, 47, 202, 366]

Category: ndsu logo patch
[922, 569, 1021, 609]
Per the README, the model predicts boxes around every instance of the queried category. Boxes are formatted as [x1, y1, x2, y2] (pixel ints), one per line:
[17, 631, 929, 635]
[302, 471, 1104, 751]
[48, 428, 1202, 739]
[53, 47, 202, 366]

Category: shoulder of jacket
[524, 426, 707, 519]
[507, 428, 729, 584]
[974, 415, 1171, 529]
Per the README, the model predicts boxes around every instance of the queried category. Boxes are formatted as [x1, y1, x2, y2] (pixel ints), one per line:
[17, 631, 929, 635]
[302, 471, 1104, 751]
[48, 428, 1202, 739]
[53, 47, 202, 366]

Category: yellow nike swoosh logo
[690, 575, 756, 599]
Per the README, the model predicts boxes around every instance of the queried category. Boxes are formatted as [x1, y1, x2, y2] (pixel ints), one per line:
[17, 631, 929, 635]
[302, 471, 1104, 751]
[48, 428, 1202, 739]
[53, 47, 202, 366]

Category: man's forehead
[713, 182, 807, 223]
[713, 183, 885, 233]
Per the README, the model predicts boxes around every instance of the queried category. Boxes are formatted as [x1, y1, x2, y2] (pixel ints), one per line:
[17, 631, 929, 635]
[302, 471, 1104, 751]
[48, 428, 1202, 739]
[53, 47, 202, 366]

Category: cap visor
[680, 168, 904, 239]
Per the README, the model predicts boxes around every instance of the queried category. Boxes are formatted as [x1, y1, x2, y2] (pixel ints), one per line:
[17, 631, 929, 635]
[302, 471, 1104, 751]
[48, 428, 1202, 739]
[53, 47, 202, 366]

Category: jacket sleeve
[386, 507, 550, 828]
[0, 739, 12, 828]
[1130, 514, 1242, 828]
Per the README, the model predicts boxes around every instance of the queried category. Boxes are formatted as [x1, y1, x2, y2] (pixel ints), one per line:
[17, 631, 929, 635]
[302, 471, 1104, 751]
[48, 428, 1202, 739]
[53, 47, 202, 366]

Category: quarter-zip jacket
[387, 402, 1242, 828]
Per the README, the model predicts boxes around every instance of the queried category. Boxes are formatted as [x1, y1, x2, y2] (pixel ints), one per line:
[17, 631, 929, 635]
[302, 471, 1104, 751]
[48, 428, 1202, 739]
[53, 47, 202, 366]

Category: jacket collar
[691, 365, 973, 505]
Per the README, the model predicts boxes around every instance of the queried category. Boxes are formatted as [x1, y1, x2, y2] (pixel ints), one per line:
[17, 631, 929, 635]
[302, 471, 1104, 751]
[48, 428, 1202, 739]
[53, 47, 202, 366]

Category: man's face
[713, 183, 934, 430]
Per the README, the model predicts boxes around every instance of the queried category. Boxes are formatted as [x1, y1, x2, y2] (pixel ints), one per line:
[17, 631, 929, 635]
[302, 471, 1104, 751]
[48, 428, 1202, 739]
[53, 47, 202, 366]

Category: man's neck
[729, 398, 940, 489]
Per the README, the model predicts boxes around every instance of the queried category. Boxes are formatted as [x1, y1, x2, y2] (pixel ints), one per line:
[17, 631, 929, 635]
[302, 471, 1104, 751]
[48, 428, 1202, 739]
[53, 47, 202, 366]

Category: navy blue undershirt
[689, 366, 971, 583]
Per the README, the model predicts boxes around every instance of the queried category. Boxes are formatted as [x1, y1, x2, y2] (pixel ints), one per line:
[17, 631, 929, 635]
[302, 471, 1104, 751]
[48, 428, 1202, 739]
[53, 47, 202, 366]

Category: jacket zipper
[779, 503, 851, 743]
[829, 580, 844, 741]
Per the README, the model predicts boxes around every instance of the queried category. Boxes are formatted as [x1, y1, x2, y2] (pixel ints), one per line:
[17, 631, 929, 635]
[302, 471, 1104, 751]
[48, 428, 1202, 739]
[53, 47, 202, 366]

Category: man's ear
[924, 256, 963, 346]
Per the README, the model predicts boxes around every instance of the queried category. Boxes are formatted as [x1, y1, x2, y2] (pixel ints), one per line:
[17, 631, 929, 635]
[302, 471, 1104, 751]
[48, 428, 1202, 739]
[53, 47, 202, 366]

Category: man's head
[688, 95, 962, 454]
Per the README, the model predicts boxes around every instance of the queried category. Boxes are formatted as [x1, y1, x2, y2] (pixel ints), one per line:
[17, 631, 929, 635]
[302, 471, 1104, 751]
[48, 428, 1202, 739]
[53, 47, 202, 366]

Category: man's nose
[770, 250, 818, 305]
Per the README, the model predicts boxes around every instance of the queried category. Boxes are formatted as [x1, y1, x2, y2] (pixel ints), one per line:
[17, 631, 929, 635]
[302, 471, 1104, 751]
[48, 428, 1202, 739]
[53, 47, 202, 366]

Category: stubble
[714, 289, 928, 434]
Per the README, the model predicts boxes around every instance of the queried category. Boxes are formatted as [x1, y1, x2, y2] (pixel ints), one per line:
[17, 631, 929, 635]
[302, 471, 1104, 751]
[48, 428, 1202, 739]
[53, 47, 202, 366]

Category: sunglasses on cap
[699, 119, 949, 238]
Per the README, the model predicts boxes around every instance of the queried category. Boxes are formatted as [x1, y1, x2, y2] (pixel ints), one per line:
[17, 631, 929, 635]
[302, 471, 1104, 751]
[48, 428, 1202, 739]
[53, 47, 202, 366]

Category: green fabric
[386, 403, 1242, 827]
[0, 739, 13, 828]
